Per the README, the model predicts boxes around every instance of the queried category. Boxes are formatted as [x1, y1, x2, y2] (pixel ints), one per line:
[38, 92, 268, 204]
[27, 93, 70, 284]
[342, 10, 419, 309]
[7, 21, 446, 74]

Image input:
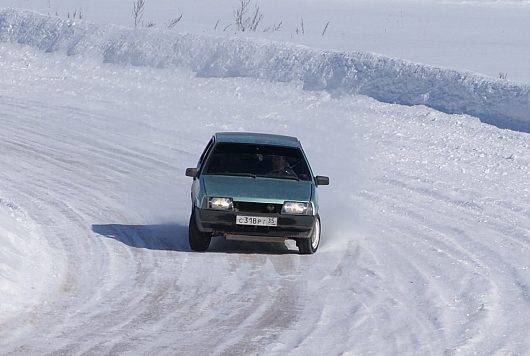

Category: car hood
[202, 175, 312, 203]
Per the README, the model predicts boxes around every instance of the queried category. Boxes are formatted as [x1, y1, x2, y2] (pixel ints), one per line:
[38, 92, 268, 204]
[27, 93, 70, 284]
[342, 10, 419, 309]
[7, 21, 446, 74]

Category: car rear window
[203, 143, 312, 181]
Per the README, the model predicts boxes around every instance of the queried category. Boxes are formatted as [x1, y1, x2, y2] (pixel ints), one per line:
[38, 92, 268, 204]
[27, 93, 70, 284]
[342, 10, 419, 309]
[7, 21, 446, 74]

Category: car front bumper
[194, 207, 316, 240]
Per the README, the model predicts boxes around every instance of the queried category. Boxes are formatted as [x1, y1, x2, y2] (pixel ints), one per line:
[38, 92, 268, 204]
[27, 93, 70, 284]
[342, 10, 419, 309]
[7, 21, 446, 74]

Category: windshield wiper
[216, 172, 257, 178]
[262, 171, 300, 181]
[278, 175, 300, 181]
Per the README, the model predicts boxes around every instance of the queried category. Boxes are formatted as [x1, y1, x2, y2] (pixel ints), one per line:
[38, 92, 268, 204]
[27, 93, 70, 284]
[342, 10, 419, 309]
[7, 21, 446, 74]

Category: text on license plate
[236, 215, 277, 227]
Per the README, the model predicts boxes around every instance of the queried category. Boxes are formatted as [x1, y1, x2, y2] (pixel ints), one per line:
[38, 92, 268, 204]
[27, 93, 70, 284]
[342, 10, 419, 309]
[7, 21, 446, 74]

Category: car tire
[297, 216, 321, 254]
[189, 212, 211, 252]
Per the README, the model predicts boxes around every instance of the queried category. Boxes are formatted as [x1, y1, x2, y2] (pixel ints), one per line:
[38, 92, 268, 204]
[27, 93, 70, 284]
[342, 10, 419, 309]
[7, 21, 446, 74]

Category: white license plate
[236, 215, 277, 227]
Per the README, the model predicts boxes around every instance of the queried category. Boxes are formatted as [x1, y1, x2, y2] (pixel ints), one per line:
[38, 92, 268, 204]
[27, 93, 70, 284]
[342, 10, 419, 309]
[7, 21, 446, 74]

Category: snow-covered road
[1, 39, 530, 354]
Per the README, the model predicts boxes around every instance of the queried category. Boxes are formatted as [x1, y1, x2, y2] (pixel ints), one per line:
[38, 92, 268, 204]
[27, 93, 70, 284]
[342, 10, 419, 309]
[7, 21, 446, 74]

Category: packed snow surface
[1, 2, 530, 355]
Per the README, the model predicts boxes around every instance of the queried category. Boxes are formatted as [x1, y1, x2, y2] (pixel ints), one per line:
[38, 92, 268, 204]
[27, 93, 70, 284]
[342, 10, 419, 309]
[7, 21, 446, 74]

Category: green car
[185, 132, 329, 254]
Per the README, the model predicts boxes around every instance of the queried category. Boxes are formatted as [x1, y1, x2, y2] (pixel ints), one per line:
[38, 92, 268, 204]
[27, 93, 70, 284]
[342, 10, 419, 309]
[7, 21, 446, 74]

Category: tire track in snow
[358, 173, 529, 354]
[0, 95, 193, 353]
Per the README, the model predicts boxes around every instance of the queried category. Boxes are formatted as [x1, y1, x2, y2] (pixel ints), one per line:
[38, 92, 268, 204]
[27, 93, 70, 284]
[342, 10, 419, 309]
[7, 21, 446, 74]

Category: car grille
[234, 201, 282, 214]
[225, 224, 309, 238]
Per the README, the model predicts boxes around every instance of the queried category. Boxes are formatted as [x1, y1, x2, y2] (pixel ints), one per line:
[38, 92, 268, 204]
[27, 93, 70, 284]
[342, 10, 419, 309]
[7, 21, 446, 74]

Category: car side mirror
[185, 168, 198, 178]
[315, 175, 329, 186]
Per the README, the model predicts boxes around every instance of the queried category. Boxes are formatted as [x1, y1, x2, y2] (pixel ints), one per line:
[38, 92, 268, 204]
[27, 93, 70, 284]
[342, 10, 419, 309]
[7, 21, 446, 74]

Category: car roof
[214, 132, 301, 148]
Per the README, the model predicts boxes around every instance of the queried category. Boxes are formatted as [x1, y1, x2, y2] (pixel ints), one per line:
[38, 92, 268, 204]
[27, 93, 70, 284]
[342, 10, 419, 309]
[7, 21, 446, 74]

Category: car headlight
[208, 197, 234, 210]
[281, 201, 313, 215]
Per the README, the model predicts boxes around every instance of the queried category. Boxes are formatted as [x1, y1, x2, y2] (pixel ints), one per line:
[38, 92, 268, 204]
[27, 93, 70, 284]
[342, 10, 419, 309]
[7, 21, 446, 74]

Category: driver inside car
[271, 155, 289, 173]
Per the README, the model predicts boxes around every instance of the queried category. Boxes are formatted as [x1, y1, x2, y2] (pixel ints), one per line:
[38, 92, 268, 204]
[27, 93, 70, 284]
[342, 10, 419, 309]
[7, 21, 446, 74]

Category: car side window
[198, 137, 215, 166]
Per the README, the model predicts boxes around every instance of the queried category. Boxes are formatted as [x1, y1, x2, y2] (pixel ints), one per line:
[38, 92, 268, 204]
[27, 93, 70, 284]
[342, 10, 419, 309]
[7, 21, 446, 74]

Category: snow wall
[1, 9, 529, 132]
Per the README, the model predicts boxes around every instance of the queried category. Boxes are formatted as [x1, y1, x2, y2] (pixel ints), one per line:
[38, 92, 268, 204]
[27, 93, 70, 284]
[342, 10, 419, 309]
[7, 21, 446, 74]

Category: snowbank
[0, 197, 54, 323]
[1, 8, 529, 131]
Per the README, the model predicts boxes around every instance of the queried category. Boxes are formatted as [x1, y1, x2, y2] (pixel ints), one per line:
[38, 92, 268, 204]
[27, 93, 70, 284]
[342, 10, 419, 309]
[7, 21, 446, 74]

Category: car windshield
[203, 143, 312, 181]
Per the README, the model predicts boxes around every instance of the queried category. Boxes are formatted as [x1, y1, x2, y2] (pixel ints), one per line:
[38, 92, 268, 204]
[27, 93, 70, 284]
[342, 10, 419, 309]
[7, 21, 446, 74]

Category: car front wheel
[189, 212, 211, 252]
[297, 216, 320, 254]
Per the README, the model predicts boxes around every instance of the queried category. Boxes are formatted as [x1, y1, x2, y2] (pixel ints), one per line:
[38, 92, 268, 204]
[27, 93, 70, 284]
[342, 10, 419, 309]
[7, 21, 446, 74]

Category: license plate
[236, 215, 277, 227]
